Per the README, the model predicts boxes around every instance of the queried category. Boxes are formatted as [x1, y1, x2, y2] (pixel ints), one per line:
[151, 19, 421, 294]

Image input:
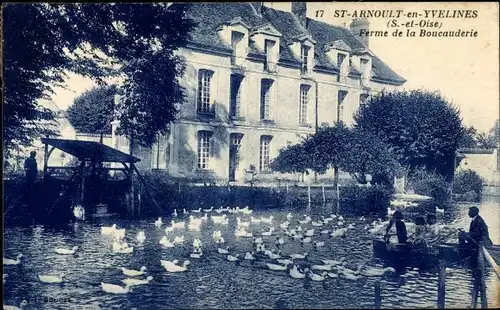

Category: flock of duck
[4, 205, 401, 309]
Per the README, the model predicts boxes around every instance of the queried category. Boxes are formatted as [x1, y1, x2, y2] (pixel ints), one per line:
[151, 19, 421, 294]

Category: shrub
[453, 169, 484, 202]
[407, 169, 451, 208]
[340, 184, 394, 216]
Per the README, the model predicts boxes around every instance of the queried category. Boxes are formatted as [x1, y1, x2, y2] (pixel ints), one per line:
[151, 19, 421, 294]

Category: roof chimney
[350, 18, 370, 47]
[291, 2, 307, 28]
[250, 2, 263, 15]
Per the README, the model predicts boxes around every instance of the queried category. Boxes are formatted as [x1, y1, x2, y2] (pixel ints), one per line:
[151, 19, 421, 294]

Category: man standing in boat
[384, 210, 408, 244]
[458, 206, 493, 249]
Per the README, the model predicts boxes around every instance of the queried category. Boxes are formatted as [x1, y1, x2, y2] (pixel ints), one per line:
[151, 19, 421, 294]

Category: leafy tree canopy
[3, 3, 196, 156]
[67, 84, 117, 133]
[270, 123, 400, 185]
[354, 90, 463, 179]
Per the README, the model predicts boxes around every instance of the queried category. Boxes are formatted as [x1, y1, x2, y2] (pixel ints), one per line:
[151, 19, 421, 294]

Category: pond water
[3, 197, 499, 309]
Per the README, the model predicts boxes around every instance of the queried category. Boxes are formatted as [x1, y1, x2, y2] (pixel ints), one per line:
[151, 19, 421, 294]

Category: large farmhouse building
[113, 2, 406, 183]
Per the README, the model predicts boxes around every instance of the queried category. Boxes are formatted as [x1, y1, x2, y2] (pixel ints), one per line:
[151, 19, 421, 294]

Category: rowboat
[372, 238, 477, 268]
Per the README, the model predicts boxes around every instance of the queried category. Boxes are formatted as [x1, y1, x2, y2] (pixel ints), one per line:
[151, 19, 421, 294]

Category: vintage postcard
[2, 2, 499, 309]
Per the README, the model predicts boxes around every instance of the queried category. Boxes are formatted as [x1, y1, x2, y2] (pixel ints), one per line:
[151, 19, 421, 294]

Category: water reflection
[3, 197, 499, 309]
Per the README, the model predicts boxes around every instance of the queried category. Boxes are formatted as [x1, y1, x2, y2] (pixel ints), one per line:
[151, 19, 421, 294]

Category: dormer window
[231, 31, 246, 66]
[300, 45, 310, 75]
[337, 52, 348, 83]
[264, 39, 276, 72]
[217, 18, 250, 67]
[359, 57, 372, 85]
[250, 24, 282, 73]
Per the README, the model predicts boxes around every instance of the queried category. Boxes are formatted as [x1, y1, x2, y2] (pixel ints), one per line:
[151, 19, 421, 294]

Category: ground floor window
[259, 135, 272, 172]
[197, 131, 212, 170]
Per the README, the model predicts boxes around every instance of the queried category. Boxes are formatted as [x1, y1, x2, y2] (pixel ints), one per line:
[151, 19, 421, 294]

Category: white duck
[159, 236, 175, 248]
[286, 213, 293, 220]
[3, 300, 27, 310]
[227, 254, 239, 262]
[309, 270, 328, 281]
[322, 258, 345, 266]
[165, 226, 174, 233]
[289, 252, 308, 260]
[183, 208, 189, 215]
[172, 209, 178, 217]
[3, 254, 23, 265]
[120, 266, 147, 277]
[154, 217, 163, 227]
[160, 259, 179, 268]
[330, 228, 347, 238]
[338, 215, 344, 221]
[122, 276, 153, 286]
[361, 265, 396, 277]
[203, 206, 214, 212]
[191, 208, 202, 213]
[114, 246, 133, 254]
[436, 206, 445, 214]
[202, 213, 208, 221]
[277, 259, 294, 265]
[313, 241, 325, 248]
[101, 282, 132, 294]
[266, 263, 288, 271]
[211, 215, 227, 224]
[253, 237, 263, 244]
[114, 228, 126, 240]
[267, 250, 281, 259]
[136, 231, 146, 243]
[311, 264, 333, 271]
[260, 215, 274, 224]
[311, 221, 323, 227]
[275, 236, 285, 246]
[38, 274, 65, 284]
[171, 220, 185, 229]
[163, 260, 190, 272]
[289, 265, 307, 279]
[304, 229, 314, 237]
[237, 217, 251, 228]
[212, 230, 222, 240]
[193, 238, 202, 249]
[218, 247, 229, 254]
[173, 235, 185, 244]
[101, 224, 117, 235]
[301, 237, 312, 244]
[320, 229, 330, 235]
[348, 223, 355, 229]
[280, 221, 290, 229]
[54, 246, 78, 255]
[244, 252, 255, 260]
[241, 208, 253, 215]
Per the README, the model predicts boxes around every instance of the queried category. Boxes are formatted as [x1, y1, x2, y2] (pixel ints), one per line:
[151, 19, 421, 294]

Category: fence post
[322, 184, 326, 204]
[437, 260, 446, 309]
[307, 185, 311, 205]
[478, 243, 488, 309]
[374, 280, 381, 309]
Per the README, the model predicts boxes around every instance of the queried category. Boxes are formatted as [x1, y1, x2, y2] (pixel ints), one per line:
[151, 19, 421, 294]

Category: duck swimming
[101, 282, 132, 294]
[136, 231, 146, 243]
[38, 274, 65, 284]
[154, 217, 163, 227]
[163, 260, 190, 272]
[289, 265, 307, 279]
[120, 266, 147, 277]
[121, 276, 153, 286]
[54, 246, 78, 255]
[3, 254, 23, 265]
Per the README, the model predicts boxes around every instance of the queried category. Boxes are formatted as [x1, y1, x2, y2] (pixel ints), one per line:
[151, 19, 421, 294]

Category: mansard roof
[177, 3, 405, 85]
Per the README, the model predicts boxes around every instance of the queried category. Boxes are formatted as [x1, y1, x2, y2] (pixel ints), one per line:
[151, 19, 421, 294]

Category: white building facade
[113, 2, 406, 183]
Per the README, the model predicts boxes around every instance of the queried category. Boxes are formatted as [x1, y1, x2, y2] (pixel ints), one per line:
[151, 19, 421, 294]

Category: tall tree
[3, 3, 195, 156]
[67, 85, 117, 134]
[354, 90, 464, 180]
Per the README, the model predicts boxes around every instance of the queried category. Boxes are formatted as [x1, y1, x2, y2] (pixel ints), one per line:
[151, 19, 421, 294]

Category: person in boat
[384, 210, 408, 244]
[458, 206, 493, 249]
[411, 216, 428, 246]
[424, 213, 441, 244]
